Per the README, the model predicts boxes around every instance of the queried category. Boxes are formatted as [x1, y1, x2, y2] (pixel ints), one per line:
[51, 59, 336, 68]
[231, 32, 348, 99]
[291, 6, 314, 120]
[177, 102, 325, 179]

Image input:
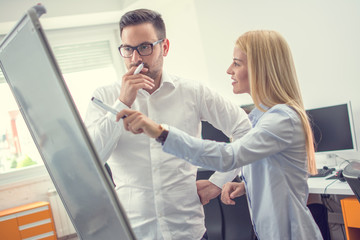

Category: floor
[59, 234, 78, 240]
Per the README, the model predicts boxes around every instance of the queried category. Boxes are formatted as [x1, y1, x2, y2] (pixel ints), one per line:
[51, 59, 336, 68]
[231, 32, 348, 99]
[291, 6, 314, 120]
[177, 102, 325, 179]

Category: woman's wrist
[155, 124, 169, 145]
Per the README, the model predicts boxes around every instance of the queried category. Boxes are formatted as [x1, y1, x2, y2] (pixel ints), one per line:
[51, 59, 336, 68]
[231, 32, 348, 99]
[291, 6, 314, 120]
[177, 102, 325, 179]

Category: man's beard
[131, 53, 163, 81]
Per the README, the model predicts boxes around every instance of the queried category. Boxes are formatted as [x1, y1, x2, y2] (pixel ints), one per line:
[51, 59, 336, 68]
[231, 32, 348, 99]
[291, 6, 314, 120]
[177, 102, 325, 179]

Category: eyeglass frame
[118, 39, 165, 58]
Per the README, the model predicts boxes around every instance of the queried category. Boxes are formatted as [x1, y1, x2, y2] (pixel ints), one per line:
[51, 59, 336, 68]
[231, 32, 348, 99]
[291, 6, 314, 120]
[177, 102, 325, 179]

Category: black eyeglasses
[118, 39, 164, 58]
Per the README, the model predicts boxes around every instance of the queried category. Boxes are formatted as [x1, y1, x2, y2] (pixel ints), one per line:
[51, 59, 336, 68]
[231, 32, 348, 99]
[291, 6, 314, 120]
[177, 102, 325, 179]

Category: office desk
[308, 174, 355, 239]
[308, 174, 354, 195]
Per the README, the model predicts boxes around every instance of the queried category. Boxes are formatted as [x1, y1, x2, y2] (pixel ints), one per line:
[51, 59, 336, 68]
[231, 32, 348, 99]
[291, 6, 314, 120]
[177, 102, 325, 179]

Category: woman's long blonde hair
[236, 30, 317, 174]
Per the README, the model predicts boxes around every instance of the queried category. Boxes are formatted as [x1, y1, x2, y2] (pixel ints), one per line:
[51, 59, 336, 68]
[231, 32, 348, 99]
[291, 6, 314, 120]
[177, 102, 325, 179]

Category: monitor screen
[306, 103, 357, 154]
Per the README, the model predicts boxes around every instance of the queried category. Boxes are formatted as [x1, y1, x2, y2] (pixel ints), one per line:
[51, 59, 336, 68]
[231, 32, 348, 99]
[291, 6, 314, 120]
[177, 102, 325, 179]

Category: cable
[323, 179, 338, 195]
[340, 224, 346, 240]
[321, 196, 334, 213]
[337, 158, 351, 168]
[320, 165, 348, 239]
[320, 180, 338, 214]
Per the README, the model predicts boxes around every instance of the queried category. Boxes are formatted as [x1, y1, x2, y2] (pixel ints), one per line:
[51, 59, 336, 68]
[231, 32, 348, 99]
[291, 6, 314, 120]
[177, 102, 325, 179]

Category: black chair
[222, 192, 255, 240]
[200, 121, 256, 240]
[308, 203, 331, 240]
[197, 170, 224, 239]
[197, 169, 256, 240]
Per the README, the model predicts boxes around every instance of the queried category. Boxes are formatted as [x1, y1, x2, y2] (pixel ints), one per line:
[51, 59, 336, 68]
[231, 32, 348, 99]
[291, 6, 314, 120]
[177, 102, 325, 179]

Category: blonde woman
[116, 30, 322, 239]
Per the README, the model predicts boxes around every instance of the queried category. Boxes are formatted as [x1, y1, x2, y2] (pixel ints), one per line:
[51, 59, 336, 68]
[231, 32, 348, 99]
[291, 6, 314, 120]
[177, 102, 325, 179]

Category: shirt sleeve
[84, 89, 128, 163]
[163, 108, 295, 172]
[208, 168, 241, 188]
[196, 83, 251, 139]
[195, 84, 251, 187]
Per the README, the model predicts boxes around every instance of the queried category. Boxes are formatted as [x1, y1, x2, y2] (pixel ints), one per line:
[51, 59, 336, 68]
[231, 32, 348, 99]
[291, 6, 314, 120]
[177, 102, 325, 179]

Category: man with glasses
[85, 8, 251, 240]
[119, 39, 164, 58]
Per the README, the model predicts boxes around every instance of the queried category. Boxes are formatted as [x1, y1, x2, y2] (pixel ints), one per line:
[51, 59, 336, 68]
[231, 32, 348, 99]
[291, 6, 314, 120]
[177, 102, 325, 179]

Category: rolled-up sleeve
[195, 83, 251, 186]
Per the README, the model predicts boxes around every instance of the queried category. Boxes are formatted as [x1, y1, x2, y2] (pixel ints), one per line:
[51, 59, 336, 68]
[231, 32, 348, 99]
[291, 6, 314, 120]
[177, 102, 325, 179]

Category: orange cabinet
[341, 196, 360, 240]
[0, 201, 57, 240]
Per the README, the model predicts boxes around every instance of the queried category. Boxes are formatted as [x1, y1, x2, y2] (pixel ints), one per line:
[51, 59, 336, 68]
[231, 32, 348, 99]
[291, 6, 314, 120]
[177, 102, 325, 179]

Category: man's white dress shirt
[85, 72, 251, 240]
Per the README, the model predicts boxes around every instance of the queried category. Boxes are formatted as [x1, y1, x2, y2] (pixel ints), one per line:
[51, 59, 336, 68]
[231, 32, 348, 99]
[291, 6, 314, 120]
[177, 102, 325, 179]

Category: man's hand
[119, 65, 154, 107]
[221, 182, 245, 205]
[196, 180, 221, 205]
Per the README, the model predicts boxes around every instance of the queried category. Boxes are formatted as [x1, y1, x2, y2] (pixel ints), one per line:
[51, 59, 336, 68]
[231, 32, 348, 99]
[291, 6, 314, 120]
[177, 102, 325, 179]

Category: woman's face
[226, 46, 250, 95]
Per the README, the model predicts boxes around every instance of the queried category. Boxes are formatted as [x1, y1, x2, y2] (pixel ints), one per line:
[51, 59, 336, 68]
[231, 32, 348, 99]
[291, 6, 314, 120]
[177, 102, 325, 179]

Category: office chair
[307, 203, 331, 240]
[197, 170, 224, 239]
[200, 121, 256, 240]
[221, 189, 256, 240]
[197, 169, 256, 240]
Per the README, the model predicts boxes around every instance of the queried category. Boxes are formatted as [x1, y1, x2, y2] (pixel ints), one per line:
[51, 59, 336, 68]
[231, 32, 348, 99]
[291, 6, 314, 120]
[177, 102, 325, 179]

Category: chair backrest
[197, 169, 256, 240]
[308, 203, 331, 240]
[200, 121, 256, 240]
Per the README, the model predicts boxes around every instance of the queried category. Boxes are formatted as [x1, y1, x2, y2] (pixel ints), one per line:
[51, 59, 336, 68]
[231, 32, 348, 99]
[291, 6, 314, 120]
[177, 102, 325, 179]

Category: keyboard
[309, 167, 335, 178]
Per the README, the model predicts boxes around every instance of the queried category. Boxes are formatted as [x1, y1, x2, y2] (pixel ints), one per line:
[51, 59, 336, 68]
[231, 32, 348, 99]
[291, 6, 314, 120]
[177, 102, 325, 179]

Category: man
[85, 9, 251, 240]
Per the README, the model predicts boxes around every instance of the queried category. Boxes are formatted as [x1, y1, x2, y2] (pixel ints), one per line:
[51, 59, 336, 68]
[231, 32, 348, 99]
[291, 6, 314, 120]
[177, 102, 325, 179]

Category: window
[53, 40, 119, 117]
[0, 82, 40, 173]
[0, 25, 123, 178]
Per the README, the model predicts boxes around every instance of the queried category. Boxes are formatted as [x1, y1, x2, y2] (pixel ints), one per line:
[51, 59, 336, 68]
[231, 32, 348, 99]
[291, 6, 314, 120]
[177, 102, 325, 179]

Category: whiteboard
[0, 5, 136, 240]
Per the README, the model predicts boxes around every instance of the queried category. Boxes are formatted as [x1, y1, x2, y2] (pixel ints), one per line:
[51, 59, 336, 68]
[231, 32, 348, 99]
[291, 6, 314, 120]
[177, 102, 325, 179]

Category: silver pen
[91, 97, 126, 119]
[134, 63, 144, 75]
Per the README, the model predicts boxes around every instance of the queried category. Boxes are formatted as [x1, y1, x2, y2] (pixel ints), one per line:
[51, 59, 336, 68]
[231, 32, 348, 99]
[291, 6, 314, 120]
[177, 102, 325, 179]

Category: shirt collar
[138, 71, 175, 95]
[160, 71, 175, 88]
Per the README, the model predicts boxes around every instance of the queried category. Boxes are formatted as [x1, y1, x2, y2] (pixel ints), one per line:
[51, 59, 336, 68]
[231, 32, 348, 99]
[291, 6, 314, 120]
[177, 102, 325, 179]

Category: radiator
[47, 189, 77, 238]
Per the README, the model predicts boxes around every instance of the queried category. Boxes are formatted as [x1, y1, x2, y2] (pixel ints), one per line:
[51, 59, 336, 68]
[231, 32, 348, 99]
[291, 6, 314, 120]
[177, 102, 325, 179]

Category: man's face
[120, 23, 169, 82]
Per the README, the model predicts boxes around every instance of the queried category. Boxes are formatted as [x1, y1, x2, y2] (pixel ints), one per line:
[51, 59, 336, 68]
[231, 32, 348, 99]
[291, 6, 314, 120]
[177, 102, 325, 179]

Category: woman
[116, 30, 322, 239]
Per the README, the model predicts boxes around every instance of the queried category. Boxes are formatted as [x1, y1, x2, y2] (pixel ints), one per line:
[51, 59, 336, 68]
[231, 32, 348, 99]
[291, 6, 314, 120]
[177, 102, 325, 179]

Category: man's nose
[131, 49, 142, 63]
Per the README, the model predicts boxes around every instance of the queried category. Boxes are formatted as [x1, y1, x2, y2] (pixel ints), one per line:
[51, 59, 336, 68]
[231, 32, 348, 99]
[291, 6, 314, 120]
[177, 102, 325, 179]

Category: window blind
[52, 40, 114, 74]
[0, 40, 114, 83]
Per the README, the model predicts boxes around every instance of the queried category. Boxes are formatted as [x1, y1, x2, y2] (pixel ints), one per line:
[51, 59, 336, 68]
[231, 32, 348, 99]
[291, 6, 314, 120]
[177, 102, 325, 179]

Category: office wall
[120, 0, 210, 84]
[193, 0, 360, 161]
[0, 0, 133, 22]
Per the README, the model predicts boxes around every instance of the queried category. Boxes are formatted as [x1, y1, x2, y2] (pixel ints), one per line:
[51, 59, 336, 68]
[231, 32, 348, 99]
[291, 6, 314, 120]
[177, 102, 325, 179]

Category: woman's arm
[117, 106, 296, 172]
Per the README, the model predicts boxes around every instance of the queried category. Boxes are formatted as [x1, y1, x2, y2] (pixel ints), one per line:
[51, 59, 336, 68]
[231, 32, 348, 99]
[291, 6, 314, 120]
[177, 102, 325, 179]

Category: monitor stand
[315, 153, 338, 168]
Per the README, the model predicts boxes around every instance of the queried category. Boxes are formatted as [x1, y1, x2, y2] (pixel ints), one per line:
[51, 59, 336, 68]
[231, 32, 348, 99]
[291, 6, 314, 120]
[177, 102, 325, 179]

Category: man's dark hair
[119, 9, 166, 40]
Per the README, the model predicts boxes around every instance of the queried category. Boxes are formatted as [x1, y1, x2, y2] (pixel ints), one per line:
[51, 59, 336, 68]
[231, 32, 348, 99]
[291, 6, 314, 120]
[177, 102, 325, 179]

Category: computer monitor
[0, 5, 136, 240]
[306, 102, 358, 155]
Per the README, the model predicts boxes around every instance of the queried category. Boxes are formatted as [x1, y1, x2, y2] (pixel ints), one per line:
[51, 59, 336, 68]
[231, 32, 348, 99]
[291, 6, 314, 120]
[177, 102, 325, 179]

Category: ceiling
[0, 0, 142, 34]
[0, 0, 137, 23]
